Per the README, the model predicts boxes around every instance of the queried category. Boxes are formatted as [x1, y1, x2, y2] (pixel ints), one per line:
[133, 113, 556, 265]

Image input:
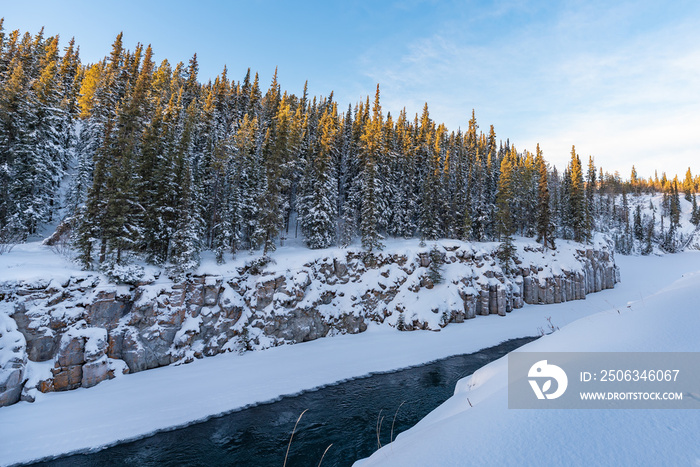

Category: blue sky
[3, 0, 699, 178]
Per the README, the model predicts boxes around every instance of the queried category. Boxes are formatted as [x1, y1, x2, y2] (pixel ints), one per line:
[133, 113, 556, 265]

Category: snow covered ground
[358, 250, 700, 467]
[0, 250, 698, 465]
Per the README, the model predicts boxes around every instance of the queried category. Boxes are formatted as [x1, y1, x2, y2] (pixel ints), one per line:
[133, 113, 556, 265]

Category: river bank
[1, 252, 696, 465]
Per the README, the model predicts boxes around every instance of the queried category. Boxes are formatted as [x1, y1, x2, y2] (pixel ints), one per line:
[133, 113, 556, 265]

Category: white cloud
[355, 1, 700, 178]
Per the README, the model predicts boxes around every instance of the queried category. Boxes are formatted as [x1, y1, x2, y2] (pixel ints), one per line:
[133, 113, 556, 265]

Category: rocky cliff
[0, 239, 619, 407]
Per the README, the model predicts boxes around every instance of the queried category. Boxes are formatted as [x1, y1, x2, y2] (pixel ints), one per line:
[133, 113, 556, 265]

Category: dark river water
[32, 336, 536, 467]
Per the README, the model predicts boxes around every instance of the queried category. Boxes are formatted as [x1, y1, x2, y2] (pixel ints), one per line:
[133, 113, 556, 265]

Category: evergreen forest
[1, 23, 698, 279]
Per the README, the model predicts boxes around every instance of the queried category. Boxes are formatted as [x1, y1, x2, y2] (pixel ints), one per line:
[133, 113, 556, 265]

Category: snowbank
[358, 251, 700, 466]
[0, 251, 696, 465]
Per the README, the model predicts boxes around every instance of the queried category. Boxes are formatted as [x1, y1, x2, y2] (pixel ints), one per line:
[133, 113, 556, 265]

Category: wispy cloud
[355, 0, 700, 177]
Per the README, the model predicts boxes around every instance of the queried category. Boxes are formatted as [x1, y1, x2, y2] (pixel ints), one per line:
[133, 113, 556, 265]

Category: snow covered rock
[0, 309, 27, 406]
[0, 238, 618, 406]
[47, 322, 111, 391]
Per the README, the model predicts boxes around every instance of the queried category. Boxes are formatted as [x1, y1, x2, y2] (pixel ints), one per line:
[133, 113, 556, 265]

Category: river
[32, 336, 536, 467]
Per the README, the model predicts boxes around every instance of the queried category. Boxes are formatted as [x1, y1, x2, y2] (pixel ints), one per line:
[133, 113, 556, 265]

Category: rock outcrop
[0, 311, 27, 406]
[0, 239, 619, 406]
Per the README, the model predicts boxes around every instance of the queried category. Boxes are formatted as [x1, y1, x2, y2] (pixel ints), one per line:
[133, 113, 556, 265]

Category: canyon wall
[0, 240, 619, 406]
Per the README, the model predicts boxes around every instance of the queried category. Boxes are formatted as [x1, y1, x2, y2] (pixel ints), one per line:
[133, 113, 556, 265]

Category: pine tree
[235, 114, 262, 250]
[76, 33, 127, 266]
[167, 99, 201, 276]
[568, 146, 587, 243]
[255, 128, 283, 254]
[585, 156, 596, 234]
[683, 168, 693, 202]
[535, 144, 554, 249]
[100, 43, 153, 263]
[670, 181, 681, 228]
[517, 149, 537, 237]
[643, 212, 654, 255]
[630, 165, 638, 192]
[299, 105, 338, 248]
[33, 35, 67, 223]
[495, 147, 515, 240]
[482, 127, 498, 240]
[691, 194, 700, 226]
[466, 111, 484, 240]
[198, 83, 230, 260]
[495, 145, 516, 273]
[0, 58, 34, 238]
[358, 85, 384, 251]
[253, 72, 290, 252]
[633, 204, 643, 242]
[387, 108, 417, 239]
[428, 244, 444, 284]
[419, 114, 445, 241]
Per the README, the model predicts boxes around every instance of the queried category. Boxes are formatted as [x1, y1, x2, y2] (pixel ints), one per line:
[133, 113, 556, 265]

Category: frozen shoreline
[358, 251, 700, 466]
[1, 252, 698, 465]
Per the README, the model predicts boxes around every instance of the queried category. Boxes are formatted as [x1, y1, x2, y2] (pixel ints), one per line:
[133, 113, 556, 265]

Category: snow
[357, 251, 700, 467]
[0, 250, 697, 465]
[618, 192, 700, 252]
[0, 312, 27, 396]
[0, 242, 87, 290]
[22, 360, 53, 391]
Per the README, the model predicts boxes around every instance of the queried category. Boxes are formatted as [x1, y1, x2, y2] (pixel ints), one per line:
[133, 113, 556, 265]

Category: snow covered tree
[691, 194, 700, 226]
[419, 112, 444, 241]
[495, 146, 516, 241]
[99, 43, 153, 263]
[358, 86, 384, 251]
[568, 146, 587, 243]
[669, 181, 681, 229]
[0, 30, 69, 239]
[428, 244, 444, 284]
[495, 146, 516, 273]
[535, 144, 554, 249]
[585, 156, 596, 233]
[683, 168, 693, 202]
[167, 100, 201, 277]
[387, 108, 417, 239]
[633, 204, 643, 242]
[234, 114, 262, 250]
[8, 20, 700, 268]
[642, 212, 655, 255]
[299, 105, 338, 248]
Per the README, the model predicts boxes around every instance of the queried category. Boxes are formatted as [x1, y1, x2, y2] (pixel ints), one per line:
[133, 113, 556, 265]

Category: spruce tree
[633, 204, 643, 242]
[299, 105, 338, 248]
[12, 21, 700, 267]
[568, 146, 586, 243]
[235, 114, 262, 250]
[643, 212, 654, 255]
[683, 168, 693, 202]
[585, 156, 596, 235]
[358, 85, 384, 251]
[495, 145, 516, 273]
[428, 244, 444, 284]
[419, 114, 444, 241]
[691, 194, 700, 226]
[670, 182, 681, 228]
[535, 144, 554, 249]
[167, 99, 201, 276]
